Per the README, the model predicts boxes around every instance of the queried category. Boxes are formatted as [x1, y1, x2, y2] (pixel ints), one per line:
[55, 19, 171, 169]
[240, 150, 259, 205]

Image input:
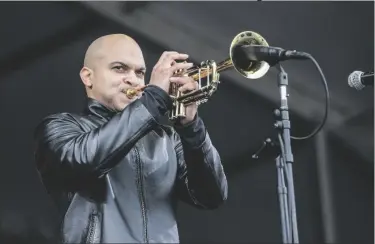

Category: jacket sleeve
[34, 86, 172, 179]
[173, 116, 228, 209]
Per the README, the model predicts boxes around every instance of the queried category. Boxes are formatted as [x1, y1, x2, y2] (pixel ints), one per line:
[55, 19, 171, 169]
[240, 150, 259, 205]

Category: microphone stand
[274, 63, 299, 244]
[252, 63, 300, 243]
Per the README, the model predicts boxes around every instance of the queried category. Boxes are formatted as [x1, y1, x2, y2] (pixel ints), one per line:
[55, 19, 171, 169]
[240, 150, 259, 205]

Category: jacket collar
[83, 98, 118, 121]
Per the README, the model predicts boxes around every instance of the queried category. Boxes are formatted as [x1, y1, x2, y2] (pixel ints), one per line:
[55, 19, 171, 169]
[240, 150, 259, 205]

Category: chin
[114, 100, 132, 111]
[114, 104, 127, 112]
[113, 94, 139, 111]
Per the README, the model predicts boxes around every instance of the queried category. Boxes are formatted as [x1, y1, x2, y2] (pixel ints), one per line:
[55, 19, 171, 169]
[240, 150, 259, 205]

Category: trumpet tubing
[125, 31, 271, 121]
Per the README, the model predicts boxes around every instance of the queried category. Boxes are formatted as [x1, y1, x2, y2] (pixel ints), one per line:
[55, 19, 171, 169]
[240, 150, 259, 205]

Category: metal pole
[315, 130, 337, 243]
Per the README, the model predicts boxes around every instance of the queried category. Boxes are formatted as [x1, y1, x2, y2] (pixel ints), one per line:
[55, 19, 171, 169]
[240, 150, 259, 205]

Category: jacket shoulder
[40, 112, 84, 122]
[34, 112, 85, 137]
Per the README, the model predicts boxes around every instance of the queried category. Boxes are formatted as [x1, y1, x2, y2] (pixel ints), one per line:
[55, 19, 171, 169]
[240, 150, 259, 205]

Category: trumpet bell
[230, 31, 270, 79]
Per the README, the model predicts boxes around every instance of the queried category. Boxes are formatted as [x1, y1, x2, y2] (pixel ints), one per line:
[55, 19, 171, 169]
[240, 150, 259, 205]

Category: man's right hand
[149, 51, 194, 93]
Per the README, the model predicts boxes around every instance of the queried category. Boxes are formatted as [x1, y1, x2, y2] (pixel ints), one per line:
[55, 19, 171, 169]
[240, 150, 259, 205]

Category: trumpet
[125, 31, 271, 121]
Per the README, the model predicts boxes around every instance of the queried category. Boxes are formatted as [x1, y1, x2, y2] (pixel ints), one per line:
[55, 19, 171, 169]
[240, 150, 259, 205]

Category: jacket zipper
[86, 213, 98, 244]
[134, 146, 148, 243]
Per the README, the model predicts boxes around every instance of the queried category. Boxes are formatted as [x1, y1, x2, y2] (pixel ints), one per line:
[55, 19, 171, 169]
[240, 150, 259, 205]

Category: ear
[80, 66, 93, 88]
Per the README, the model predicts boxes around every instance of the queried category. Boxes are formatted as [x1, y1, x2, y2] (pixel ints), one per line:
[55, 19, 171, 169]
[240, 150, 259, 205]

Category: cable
[291, 54, 330, 140]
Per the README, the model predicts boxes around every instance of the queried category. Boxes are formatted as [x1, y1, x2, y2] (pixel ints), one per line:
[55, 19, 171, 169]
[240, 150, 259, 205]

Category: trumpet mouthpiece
[126, 89, 138, 98]
[124, 85, 147, 99]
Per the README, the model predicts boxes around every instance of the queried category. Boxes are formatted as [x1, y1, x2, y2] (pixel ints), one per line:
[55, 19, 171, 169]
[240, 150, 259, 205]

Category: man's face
[88, 39, 146, 112]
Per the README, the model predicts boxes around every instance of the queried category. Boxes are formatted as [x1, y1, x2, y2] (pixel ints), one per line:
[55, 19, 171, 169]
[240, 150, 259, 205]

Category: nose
[124, 79, 138, 87]
[123, 73, 139, 87]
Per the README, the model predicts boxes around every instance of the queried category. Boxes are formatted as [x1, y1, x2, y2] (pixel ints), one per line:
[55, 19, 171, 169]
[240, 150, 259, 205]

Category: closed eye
[137, 70, 146, 76]
[113, 66, 125, 72]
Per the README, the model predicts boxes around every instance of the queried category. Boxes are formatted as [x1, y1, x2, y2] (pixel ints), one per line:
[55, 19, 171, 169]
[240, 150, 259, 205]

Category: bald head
[83, 34, 141, 69]
[80, 33, 146, 112]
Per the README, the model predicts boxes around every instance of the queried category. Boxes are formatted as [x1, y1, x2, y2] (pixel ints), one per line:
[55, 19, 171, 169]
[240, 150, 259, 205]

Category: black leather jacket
[34, 85, 228, 243]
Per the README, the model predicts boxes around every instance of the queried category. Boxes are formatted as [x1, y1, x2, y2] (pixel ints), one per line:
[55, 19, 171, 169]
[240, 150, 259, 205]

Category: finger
[170, 62, 194, 74]
[192, 79, 199, 89]
[178, 81, 198, 93]
[158, 52, 189, 67]
[154, 51, 178, 68]
[169, 76, 194, 85]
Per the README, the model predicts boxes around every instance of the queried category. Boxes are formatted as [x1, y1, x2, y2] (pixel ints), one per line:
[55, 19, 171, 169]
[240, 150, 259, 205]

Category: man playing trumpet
[34, 34, 228, 243]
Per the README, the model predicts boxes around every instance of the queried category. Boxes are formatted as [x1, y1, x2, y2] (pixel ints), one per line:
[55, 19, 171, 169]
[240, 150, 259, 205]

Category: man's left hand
[170, 76, 199, 125]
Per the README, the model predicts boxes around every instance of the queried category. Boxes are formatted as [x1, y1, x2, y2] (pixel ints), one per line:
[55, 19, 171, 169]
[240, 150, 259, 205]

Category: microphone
[348, 70, 374, 90]
[232, 45, 310, 68]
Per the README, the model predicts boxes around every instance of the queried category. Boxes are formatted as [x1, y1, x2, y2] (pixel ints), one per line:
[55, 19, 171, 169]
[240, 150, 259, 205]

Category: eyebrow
[110, 61, 146, 71]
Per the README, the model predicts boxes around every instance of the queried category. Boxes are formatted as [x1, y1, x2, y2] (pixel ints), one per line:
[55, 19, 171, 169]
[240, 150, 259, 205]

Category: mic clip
[252, 137, 280, 160]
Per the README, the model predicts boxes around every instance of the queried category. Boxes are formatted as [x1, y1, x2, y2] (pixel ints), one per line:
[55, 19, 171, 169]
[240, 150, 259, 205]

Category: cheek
[139, 78, 145, 86]
[98, 73, 122, 91]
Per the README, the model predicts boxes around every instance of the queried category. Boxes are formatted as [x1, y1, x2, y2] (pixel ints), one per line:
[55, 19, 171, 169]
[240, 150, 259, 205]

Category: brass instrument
[125, 31, 270, 120]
